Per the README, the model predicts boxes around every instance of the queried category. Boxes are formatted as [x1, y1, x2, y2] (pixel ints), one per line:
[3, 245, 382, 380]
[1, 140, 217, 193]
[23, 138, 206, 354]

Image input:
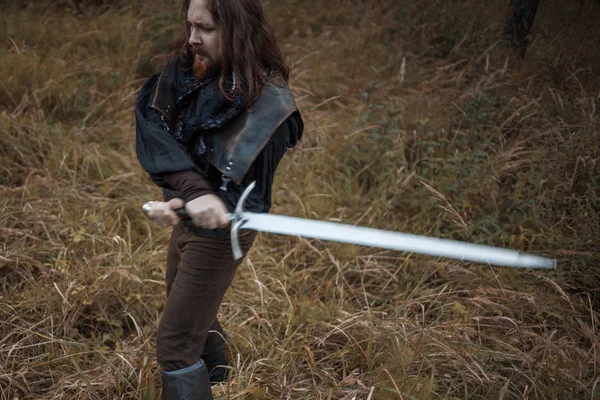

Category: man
[135, 0, 303, 398]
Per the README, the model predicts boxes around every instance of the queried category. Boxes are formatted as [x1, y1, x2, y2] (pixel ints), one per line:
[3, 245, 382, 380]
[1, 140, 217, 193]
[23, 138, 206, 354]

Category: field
[1, 0, 599, 399]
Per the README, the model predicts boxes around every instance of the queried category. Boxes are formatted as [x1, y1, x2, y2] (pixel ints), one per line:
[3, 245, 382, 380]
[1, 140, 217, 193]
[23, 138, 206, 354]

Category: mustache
[191, 46, 210, 57]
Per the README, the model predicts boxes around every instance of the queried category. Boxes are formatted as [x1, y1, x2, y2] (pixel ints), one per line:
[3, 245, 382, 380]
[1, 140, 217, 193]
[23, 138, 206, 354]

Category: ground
[1, 0, 599, 399]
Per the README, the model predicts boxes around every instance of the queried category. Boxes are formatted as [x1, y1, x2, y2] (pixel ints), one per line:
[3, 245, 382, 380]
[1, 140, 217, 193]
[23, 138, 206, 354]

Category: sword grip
[174, 208, 236, 222]
[174, 208, 190, 219]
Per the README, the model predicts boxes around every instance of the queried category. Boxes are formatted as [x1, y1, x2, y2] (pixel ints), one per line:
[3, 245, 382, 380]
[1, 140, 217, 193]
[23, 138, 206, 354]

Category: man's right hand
[184, 194, 231, 230]
[147, 198, 185, 227]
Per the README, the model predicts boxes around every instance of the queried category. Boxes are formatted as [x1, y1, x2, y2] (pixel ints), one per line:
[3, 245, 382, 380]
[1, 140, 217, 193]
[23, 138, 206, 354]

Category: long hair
[165, 0, 290, 106]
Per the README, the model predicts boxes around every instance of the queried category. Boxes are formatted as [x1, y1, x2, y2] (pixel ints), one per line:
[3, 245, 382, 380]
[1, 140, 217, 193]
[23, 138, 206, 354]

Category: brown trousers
[157, 222, 256, 371]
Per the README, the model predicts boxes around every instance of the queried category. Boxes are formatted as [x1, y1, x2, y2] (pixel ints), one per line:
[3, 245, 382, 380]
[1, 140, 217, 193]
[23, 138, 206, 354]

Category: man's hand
[147, 198, 184, 227]
[185, 194, 230, 229]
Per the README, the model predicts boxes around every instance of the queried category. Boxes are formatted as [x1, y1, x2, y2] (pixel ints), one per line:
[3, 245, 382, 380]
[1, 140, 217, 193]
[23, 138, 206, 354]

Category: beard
[192, 52, 218, 81]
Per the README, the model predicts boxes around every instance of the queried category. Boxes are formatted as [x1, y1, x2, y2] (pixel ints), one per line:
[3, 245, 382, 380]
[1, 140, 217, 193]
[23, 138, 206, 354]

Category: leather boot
[161, 360, 214, 400]
[203, 343, 229, 383]
[203, 327, 229, 384]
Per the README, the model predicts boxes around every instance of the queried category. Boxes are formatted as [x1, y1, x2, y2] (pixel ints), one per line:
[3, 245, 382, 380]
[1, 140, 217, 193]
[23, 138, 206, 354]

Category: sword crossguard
[229, 181, 256, 260]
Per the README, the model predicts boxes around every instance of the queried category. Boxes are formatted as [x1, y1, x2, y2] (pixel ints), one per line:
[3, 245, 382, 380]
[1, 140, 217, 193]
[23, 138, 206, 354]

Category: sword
[162, 182, 555, 269]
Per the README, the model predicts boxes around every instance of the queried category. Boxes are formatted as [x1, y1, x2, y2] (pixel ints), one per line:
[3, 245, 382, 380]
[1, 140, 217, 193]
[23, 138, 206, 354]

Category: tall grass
[1, 0, 599, 399]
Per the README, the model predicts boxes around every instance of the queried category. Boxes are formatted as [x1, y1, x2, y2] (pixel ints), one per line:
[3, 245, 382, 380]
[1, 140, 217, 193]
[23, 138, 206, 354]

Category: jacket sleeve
[135, 74, 204, 178]
[160, 170, 214, 202]
[135, 74, 214, 201]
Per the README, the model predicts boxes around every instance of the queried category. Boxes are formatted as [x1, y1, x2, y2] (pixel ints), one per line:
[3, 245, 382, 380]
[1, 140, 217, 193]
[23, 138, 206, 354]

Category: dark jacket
[135, 69, 303, 238]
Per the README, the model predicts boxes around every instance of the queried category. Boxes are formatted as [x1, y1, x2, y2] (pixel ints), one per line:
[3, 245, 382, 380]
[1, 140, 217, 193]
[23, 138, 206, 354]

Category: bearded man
[135, 0, 303, 398]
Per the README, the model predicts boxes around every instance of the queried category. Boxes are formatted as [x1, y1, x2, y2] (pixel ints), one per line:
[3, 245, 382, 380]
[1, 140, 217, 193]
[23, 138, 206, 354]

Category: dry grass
[1, 0, 599, 399]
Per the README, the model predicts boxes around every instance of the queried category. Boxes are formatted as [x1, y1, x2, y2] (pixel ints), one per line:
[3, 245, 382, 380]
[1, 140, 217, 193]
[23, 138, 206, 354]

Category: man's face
[188, 0, 221, 70]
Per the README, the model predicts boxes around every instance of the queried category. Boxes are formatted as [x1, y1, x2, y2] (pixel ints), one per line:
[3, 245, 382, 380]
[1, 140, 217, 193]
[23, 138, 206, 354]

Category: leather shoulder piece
[209, 76, 299, 184]
[150, 59, 180, 125]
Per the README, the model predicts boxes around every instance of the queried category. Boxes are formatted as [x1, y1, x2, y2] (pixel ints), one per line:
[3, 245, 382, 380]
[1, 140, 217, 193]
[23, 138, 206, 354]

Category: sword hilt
[230, 181, 256, 260]
[156, 182, 256, 260]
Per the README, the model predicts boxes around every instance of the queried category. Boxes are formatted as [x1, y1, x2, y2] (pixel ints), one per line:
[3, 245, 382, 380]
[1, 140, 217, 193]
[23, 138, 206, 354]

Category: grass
[1, 0, 599, 399]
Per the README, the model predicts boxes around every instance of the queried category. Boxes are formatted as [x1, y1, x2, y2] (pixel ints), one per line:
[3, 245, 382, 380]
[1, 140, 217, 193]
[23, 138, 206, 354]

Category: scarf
[170, 66, 245, 160]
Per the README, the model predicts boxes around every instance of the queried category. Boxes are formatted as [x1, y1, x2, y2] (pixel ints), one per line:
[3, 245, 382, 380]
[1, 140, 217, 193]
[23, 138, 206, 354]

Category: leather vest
[208, 76, 300, 184]
[151, 65, 300, 184]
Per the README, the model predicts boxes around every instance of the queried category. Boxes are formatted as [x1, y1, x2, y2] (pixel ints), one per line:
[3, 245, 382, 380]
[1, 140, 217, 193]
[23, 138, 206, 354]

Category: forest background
[1, 0, 599, 399]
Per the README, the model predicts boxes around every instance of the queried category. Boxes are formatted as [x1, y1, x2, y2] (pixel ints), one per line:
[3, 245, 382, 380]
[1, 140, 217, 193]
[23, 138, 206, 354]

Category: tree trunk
[504, 0, 541, 57]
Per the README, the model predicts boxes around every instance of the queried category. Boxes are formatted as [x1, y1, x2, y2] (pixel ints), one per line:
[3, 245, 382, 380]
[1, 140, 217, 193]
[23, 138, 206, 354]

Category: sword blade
[239, 212, 555, 269]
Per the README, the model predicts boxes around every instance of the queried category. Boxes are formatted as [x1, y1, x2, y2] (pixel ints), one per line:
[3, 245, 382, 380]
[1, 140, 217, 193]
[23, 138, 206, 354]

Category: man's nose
[189, 29, 202, 47]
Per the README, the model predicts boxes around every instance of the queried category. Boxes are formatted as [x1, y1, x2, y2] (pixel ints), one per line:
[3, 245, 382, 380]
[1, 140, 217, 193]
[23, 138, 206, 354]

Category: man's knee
[156, 319, 209, 371]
